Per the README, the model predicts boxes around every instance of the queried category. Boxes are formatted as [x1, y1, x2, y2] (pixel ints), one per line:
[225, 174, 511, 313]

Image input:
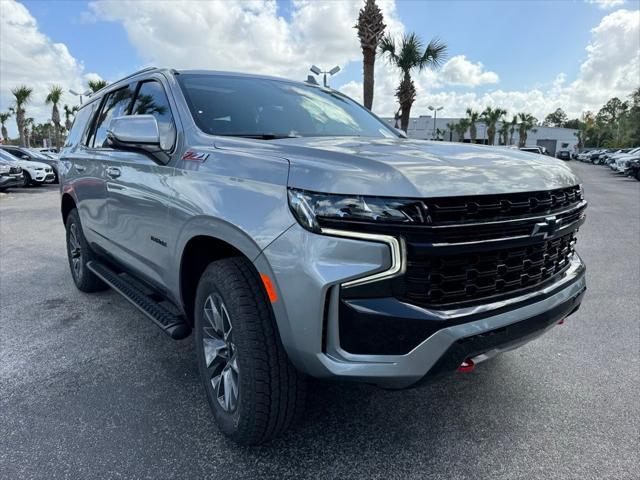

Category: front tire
[194, 257, 306, 445]
[65, 209, 107, 292]
[22, 171, 31, 187]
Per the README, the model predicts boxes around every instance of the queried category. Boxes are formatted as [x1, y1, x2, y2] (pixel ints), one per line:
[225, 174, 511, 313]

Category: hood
[214, 136, 580, 198]
[18, 160, 50, 170]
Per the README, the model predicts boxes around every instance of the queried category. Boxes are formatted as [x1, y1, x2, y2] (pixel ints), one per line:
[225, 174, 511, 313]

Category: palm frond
[379, 34, 398, 63]
[46, 85, 64, 105]
[419, 37, 447, 70]
[11, 85, 33, 106]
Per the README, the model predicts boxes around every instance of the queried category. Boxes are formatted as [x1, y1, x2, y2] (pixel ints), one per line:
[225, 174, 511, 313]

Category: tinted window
[132, 81, 176, 150]
[0, 149, 19, 163]
[64, 103, 96, 148]
[176, 74, 397, 139]
[1, 147, 26, 159]
[91, 87, 135, 148]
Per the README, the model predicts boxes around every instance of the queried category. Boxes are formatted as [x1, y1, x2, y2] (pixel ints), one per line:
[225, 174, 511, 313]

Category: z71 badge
[181, 150, 210, 161]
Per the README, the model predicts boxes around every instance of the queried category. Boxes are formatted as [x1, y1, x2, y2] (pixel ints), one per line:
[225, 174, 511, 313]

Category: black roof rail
[88, 66, 159, 96]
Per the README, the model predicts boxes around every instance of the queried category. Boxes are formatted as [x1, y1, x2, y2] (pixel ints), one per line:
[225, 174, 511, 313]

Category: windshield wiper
[217, 133, 300, 140]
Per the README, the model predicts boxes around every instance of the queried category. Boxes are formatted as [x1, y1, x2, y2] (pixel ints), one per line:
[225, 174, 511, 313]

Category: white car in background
[0, 149, 55, 187]
[609, 147, 640, 170]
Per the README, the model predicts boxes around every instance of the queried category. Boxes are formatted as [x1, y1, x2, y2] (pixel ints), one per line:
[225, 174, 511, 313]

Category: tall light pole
[428, 105, 443, 140]
[310, 65, 341, 87]
[69, 89, 91, 105]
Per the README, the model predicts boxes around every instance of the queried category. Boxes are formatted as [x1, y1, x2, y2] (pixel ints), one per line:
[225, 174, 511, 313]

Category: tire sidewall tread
[194, 257, 305, 445]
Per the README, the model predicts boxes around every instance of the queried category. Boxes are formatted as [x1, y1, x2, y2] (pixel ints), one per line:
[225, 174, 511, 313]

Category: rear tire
[65, 209, 107, 292]
[194, 257, 306, 445]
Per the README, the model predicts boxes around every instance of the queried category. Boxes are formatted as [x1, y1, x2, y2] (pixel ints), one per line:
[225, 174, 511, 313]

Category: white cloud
[2, 0, 636, 139]
[88, 0, 404, 82]
[587, 0, 626, 9]
[0, 0, 100, 137]
[437, 55, 499, 87]
[342, 8, 639, 120]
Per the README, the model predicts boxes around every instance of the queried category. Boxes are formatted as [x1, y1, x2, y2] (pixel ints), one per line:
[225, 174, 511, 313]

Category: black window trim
[129, 78, 177, 153]
[84, 78, 177, 154]
[86, 84, 135, 150]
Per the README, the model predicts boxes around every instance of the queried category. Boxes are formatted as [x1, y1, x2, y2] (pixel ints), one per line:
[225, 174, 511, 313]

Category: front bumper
[258, 223, 587, 388]
[0, 174, 24, 189]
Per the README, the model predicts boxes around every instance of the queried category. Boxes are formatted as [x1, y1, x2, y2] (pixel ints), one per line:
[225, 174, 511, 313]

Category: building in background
[382, 115, 579, 155]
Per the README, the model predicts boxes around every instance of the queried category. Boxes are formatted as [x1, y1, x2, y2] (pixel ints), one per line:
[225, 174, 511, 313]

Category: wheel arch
[178, 231, 262, 325]
[61, 192, 77, 225]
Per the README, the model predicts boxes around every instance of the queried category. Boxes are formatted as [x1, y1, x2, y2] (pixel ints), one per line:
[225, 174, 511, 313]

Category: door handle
[74, 164, 86, 172]
[106, 167, 121, 179]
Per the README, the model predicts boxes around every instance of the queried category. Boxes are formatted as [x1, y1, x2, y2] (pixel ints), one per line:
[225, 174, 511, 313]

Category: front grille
[402, 231, 577, 307]
[420, 185, 584, 224]
[338, 185, 586, 309]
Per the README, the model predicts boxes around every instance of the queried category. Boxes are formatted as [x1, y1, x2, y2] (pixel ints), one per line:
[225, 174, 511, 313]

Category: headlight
[287, 188, 424, 233]
[0, 165, 10, 174]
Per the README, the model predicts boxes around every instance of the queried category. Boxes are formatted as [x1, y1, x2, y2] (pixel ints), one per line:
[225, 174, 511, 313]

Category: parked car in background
[35, 149, 60, 160]
[519, 146, 550, 155]
[37, 147, 59, 155]
[604, 147, 638, 167]
[0, 148, 54, 186]
[626, 158, 640, 181]
[60, 68, 587, 445]
[556, 150, 571, 161]
[598, 148, 630, 165]
[0, 152, 24, 192]
[0, 145, 60, 183]
[612, 154, 640, 173]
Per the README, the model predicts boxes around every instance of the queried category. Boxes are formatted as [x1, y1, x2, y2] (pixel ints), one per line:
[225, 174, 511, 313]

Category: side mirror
[20, 154, 30, 160]
[106, 115, 169, 164]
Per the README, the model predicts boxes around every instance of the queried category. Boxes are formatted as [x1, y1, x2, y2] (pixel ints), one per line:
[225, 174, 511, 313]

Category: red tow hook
[457, 358, 475, 373]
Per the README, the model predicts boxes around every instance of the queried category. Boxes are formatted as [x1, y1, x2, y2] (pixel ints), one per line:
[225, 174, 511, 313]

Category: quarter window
[131, 81, 176, 150]
[64, 103, 95, 148]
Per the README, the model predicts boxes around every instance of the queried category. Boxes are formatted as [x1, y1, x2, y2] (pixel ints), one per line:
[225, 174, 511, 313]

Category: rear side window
[90, 86, 135, 148]
[131, 81, 176, 150]
[64, 104, 95, 148]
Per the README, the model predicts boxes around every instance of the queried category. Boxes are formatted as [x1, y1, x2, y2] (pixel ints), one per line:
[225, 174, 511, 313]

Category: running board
[87, 260, 191, 340]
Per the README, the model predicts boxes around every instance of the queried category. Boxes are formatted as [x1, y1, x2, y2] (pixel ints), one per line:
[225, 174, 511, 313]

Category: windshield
[176, 74, 398, 139]
[0, 150, 18, 163]
[27, 149, 53, 160]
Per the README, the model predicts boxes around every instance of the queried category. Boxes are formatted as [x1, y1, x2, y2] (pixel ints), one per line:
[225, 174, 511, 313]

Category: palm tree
[453, 118, 470, 142]
[63, 105, 78, 131]
[517, 113, 538, 147]
[446, 122, 456, 142]
[355, 0, 386, 110]
[380, 32, 447, 132]
[481, 106, 507, 146]
[465, 108, 481, 143]
[46, 85, 64, 148]
[498, 121, 510, 146]
[24, 117, 34, 148]
[508, 115, 518, 145]
[88, 79, 108, 93]
[11, 85, 32, 147]
[0, 111, 11, 143]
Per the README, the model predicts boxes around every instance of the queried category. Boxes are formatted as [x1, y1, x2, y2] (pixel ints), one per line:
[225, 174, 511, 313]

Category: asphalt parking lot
[0, 162, 638, 480]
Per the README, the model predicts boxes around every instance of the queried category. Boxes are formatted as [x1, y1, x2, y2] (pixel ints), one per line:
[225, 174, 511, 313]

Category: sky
[1, 0, 639, 137]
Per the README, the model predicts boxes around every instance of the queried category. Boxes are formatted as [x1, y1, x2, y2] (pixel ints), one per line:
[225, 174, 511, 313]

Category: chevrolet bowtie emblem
[532, 216, 559, 238]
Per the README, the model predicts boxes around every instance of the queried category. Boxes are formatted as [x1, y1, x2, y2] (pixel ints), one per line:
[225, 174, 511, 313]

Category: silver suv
[61, 68, 587, 445]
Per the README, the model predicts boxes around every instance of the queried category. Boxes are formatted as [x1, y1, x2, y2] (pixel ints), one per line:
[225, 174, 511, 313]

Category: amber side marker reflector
[260, 273, 278, 303]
